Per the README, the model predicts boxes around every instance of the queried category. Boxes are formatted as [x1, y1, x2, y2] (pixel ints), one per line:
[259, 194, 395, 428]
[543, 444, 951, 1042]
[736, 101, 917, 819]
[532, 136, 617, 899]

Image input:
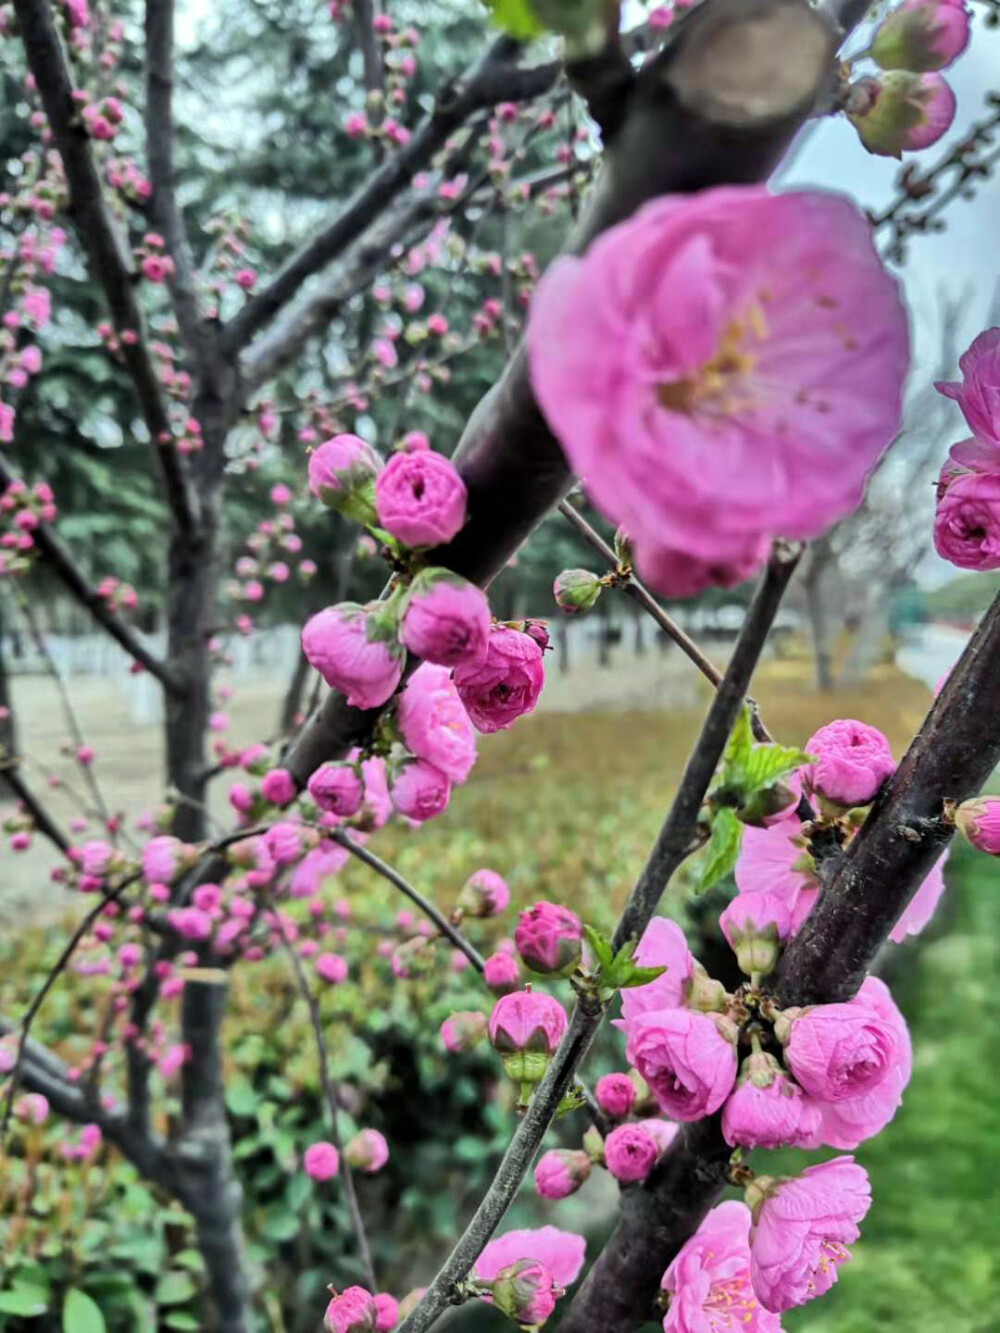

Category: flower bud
[594, 1072, 635, 1121]
[718, 891, 792, 978]
[400, 568, 491, 668]
[953, 796, 1000, 855]
[301, 602, 405, 710]
[308, 762, 365, 818]
[534, 1148, 592, 1199]
[440, 1010, 489, 1053]
[456, 868, 510, 918]
[514, 901, 583, 977]
[553, 568, 602, 615]
[489, 1259, 559, 1326]
[489, 988, 568, 1086]
[374, 449, 467, 549]
[308, 434, 383, 526]
[324, 1287, 377, 1333]
[847, 71, 956, 159]
[483, 951, 520, 996]
[682, 961, 728, 1012]
[871, 0, 970, 73]
[344, 1128, 389, 1174]
[603, 1123, 659, 1184]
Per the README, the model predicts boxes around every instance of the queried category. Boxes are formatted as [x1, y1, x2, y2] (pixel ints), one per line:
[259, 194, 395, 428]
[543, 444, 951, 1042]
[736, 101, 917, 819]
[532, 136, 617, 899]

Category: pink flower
[619, 918, 695, 1026]
[489, 989, 568, 1085]
[263, 821, 303, 865]
[638, 1117, 680, 1157]
[735, 816, 818, 934]
[389, 758, 451, 822]
[625, 1009, 737, 1121]
[936, 327, 1000, 445]
[302, 603, 404, 709]
[475, 1227, 586, 1288]
[662, 1200, 781, 1333]
[158, 1043, 189, 1079]
[889, 848, 948, 941]
[373, 1293, 398, 1331]
[489, 1260, 558, 1325]
[14, 1093, 49, 1125]
[345, 1128, 388, 1173]
[483, 951, 520, 996]
[456, 867, 510, 917]
[81, 839, 113, 878]
[748, 1157, 871, 1312]
[316, 952, 348, 984]
[933, 471, 1000, 569]
[396, 663, 478, 784]
[261, 767, 296, 806]
[235, 267, 257, 290]
[374, 450, 467, 548]
[594, 1072, 635, 1120]
[308, 434, 382, 522]
[304, 1140, 341, 1181]
[324, 1286, 376, 1333]
[849, 71, 956, 156]
[872, 0, 970, 73]
[168, 906, 213, 941]
[804, 719, 894, 808]
[361, 755, 393, 828]
[453, 624, 544, 733]
[228, 782, 254, 815]
[719, 891, 793, 977]
[76, 745, 95, 766]
[955, 796, 1000, 854]
[344, 111, 368, 138]
[722, 1050, 820, 1150]
[400, 572, 491, 668]
[308, 762, 365, 817]
[534, 1148, 592, 1199]
[783, 977, 905, 1104]
[636, 538, 770, 600]
[527, 187, 908, 569]
[289, 842, 348, 897]
[515, 900, 583, 976]
[604, 1123, 659, 1183]
[440, 1010, 488, 1052]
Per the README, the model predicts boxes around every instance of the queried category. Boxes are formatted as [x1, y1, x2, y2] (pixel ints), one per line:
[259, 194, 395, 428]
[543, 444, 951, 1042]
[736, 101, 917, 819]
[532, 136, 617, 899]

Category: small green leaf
[164, 1315, 201, 1331]
[742, 745, 813, 794]
[697, 807, 744, 893]
[582, 923, 614, 970]
[484, 0, 545, 38]
[224, 1075, 259, 1118]
[723, 706, 755, 775]
[62, 1289, 106, 1333]
[617, 964, 668, 989]
[0, 1287, 48, 1316]
[154, 1273, 197, 1306]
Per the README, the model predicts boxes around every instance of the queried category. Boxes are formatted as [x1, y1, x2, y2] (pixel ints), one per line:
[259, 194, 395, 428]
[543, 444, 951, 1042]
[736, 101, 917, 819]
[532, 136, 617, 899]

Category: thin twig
[0, 758, 72, 855]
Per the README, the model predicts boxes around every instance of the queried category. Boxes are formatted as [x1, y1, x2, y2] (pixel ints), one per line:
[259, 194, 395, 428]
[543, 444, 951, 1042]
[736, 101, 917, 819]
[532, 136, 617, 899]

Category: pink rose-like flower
[783, 977, 904, 1104]
[440, 1010, 488, 1053]
[373, 1294, 398, 1331]
[719, 891, 793, 977]
[604, 1123, 659, 1183]
[475, 1226, 586, 1288]
[261, 767, 296, 806]
[324, 1286, 376, 1333]
[849, 71, 956, 156]
[400, 571, 491, 668]
[483, 951, 520, 995]
[889, 848, 948, 942]
[595, 1072, 636, 1120]
[625, 1009, 737, 1122]
[933, 471, 1000, 570]
[527, 187, 908, 569]
[748, 1157, 872, 1312]
[374, 450, 467, 548]
[619, 918, 695, 1026]
[722, 1050, 821, 1150]
[168, 906, 213, 941]
[289, 842, 348, 897]
[302, 603, 404, 709]
[304, 1140, 340, 1181]
[81, 839, 113, 878]
[453, 625, 544, 734]
[534, 1148, 592, 1200]
[316, 952, 348, 984]
[389, 758, 450, 822]
[515, 900, 583, 976]
[396, 664, 477, 784]
[936, 326, 1000, 445]
[662, 1200, 781, 1333]
[263, 821, 303, 865]
[308, 434, 383, 522]
[456, 867, 509, 917]
[804, 719, 895, 808]
[308, 762, 365, 817]
[345, 1128, 389, 1174]
[871, 0, 970, 72]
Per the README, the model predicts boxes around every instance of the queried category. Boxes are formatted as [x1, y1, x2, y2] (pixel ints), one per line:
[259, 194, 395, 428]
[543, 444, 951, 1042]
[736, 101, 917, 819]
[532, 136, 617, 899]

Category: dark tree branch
[11, 0, 198, 539]
[0, 758, 72, 855]
[353, 0, 385, 97]
[145, 0, 204, 355]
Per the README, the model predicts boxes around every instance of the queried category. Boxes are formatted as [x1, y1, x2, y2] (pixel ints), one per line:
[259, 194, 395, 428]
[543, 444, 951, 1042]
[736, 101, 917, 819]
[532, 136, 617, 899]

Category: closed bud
[553, 567, 602, 615]
[308, 434, 383, 525]
[954, 796, 1000, 855]
[456, 868, 510, 918]
[514, 901, 583, 977]
[847, 71, 956, 158]
[719, 891, 792, 978]
[324, 1287, 377, 1333]
[613, 526, 634, 569]
[489, 1259, 559, 1326]
[582, 1124, 606, 1164]
[534, 1148, 592, 1199]
[489, 989, 568, 1087]
[682, 960, 728, 1012]
[871, 0, 970, 73]
[440, 1010, 489, 1053]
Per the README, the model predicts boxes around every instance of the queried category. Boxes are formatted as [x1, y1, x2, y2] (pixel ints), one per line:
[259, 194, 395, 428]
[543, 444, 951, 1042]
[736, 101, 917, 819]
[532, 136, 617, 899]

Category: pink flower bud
[440, 1010, 488, 1053]
[308, 762, 364, 817]
[453, 625, 544, 734]
[324, 1286, 376, 1333]
[14, 1092, 49, 1125]
[515, 901, 583, 976]
[456, 868, 510, 918]
[263, 821, 303, 865]
[489, 989, 568, 1085]
[719, 891, 792, 977]
[603, 1123, 659, 1183]
[261, 767, 296, 806]
[316, 952, 348, 984]
[374, 450, 467, 549]
[302, 602, 405, 709]
[388, 758, 451, 822]
[483, 951, 520, 996]
[489, 1260, 558, 1325]
[533, 1148, 592, 1199]
[625, 1009, 737, 1122]
[308, 434, 382, 524]
[400, 570, 491, 668]
[954, 796, 1000, 854]
[871, 0, 970, 73]
[722, 1050, 821, 1150]
[228, 782, 254, 814]
[803, 719, 894, 809]
[373, 1294, 398, 1331]
[304, 1140, 340, 1181]
[848, 71, 956, 158]
[345, 1128, 388, 1173]
[167, 906, 213, 941]
[594, 1072, 635, 1120]
[553, 568, 602, 614]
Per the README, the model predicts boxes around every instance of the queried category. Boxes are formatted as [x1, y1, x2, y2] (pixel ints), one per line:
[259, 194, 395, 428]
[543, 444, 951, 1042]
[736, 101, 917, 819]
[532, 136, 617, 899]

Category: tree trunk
[280, 647, 312, 737]
[0, 598, 18, 759]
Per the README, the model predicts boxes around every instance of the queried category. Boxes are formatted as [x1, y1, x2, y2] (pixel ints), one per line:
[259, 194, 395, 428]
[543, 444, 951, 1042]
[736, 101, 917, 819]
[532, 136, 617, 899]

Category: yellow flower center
[657, 305, 768, 417]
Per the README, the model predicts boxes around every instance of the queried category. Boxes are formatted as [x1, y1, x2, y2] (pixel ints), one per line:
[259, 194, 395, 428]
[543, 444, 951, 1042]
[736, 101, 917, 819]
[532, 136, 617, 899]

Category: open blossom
[636, 538, 770, 600]
[604, 1123, 659, 1183]
[933, 472, 1000, 570]
[396, 663, 477, 783]
[735, 816, 818, 934]
[936, 327, 1000, 444]
[625, 1009, 737, 1121]
[662, 1201, 781, 1333]
[514, 901, 583, 976]
[142, 835, 185, 884]
[302, 602, 404, 709]
[804, 719, 894, 807]
[389, 758, 450, 822]
[400, 570, 491, 667]
[304, 1141, 340, 1181]
[308, 763, 365, 817]
[453, 625, 544, 733]
[324, 1287, 376, 1333]
[534, 1148, 592, 1200]
[748, 1157, 871, 1312]
[345, 1128, 389, 1174]
[619, 917, 695, 1026]
[527, 187, 908, 571]
[722, 1050, 821, 1150]
[289, 842, 348, 897]
[475, 1226, 586, 1289]
[374, 450, 467, 548]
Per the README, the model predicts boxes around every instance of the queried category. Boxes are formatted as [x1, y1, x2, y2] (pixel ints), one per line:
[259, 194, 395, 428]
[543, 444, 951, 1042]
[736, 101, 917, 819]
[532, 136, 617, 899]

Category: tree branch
[352, 0, 385, 98]
[0, 758, 72, 855]
[11, 0, 199, 540]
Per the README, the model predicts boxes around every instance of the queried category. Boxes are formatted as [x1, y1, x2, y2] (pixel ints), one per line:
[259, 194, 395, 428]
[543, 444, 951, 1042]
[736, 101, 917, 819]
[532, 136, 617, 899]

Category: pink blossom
[261, 767, 296, 806]
[453, 624, 544, 733]
[301, 603, 404, 709]
[14, 1092, 50, 1125]
[783, 975, 906, 1105]
[625, 1009, 737, 1121]
[889, 848, 948, 941]
[619, 917, 695, 1026]
[229, 782, 254, 815]
[400, 572, 491, 668]
[662, 1200, 780, 1333]
[345, 1128, 388, 1173]
[263, 821, 303, 865]
[316, 952, 348, 984]
[735, 817, 819, 934]
[489, 989, 567, 1057]
[389, 758, 451, 822]
[0, 401, 14, 443]
[595, 1072, 635, 1120]
[722, 1050, 821, 1150]
[534, 1149, 592, 1199]
[804, 719, 894, 807]
[344, 112, 368, 138]
[637, 537, 770, 600]
[361, 755, 393, 828]
[483, 951, 520, 995]
[440, 1010, 488, 1052]
[289, 843, 348, 897]
[308, 763, 365, 817]
[374, 450, 467, 548]
[76, 745, 95, 766]
[933, 471, 1000, 569]
[192, 884, 221, 912]
[456, 867, 509, 917]
[514, 900, 583, 976]
[489, 1261, 558, 1325]
[936, 327, 1000, 445]
[719, 891, 792, 977]
[158, 1043, 189, 1079]
[372, 338, 397, 369]
[426, 313, 448, 336]
[604, 1123, 659, 1183]
[304, 1140, 341, 1181]
[81, 839, 113, 878]
[396, 663, 477, 784]
[527, 187, 907, 568]
[871, 0, 971, 72]
[168, 906, 213, 940]
[475, 1227, 586, 1288]
[748, 1157, 871, 1312]
[849, 71, 956, 156]
[954, 796, 1000, 855]
[373, 1293, 398, 1332]
[308, 434, 383, 517]
[235, 267, 257, 290]
[325, 1287, 376, 1333]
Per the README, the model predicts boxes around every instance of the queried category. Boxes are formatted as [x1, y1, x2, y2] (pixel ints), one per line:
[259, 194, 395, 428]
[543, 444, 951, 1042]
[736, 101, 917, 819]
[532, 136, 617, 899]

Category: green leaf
[164, 1315, 201, 1331]
[62, 1289, 106, 1333]
[484, 0, 545, 38]
[154, 1273, 196, 1306]
[0, 1287, 48, 1316]
[724, 706, 755, 775]
[617, 964, 669, 989]
[582, 923, 614, 970]
[742, 745, 813, 794]
[224, 1075, 259, 1118]
[696, 807, 744, 893]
